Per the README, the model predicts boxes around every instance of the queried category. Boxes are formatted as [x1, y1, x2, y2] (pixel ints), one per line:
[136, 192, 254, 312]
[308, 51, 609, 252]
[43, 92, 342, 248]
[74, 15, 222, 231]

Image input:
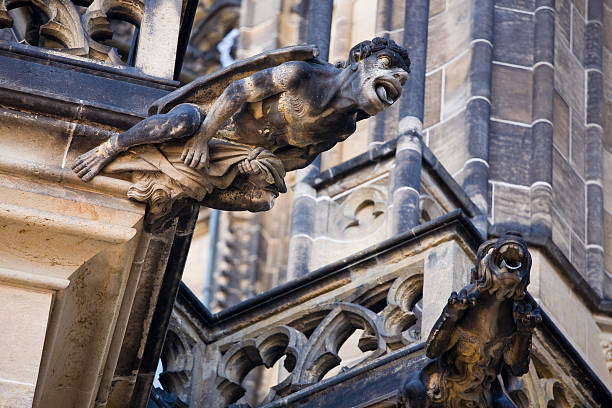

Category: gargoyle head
[342, 37, 410, 116]
[473, 232, 531, 300]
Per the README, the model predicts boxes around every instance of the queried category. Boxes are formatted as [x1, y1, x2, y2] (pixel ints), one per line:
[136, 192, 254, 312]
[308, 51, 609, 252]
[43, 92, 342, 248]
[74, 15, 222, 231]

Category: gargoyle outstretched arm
[182, 62, 311, 168]
[504, 301, 541, 376]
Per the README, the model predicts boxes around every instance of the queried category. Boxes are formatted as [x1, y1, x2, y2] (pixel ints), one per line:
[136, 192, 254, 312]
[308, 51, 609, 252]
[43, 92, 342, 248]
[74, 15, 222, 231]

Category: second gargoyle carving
[71, 37, 410, 229]
[403, 233, 542, 408]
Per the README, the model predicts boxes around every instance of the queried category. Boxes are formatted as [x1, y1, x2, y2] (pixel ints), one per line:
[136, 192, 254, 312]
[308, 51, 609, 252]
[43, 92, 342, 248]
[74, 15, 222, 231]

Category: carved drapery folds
[0, 0, 143, 63]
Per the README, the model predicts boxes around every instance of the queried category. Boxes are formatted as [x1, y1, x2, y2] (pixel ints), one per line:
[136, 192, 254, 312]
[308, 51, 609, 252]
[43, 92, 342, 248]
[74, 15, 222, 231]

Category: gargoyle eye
[378, 55, 392, 68]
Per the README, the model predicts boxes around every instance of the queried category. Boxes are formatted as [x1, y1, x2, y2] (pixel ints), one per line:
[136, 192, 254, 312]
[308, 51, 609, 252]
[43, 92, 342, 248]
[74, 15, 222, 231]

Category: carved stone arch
[1, 0, 89, 54]
[290, 302, 386, 388]
[216, 325, 307, 404]
[83, 0, 143, 41]
[159, 327, 197, 404]
[378, 274, 424, 349]
[419, 193, 444, 223]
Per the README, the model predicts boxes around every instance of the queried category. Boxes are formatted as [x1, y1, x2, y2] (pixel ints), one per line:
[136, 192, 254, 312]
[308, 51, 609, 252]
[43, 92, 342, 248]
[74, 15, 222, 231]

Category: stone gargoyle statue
[71, 37, 410, 229]
[402, 233, 542, 408]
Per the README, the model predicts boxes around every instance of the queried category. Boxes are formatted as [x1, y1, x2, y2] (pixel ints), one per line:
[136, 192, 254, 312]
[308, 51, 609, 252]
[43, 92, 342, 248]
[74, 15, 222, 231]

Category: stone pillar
[529, 0, 555, 238]
[287, 0, 333, 277]
[463, 0, 494, 238]
[135, 0, 183, 79]
[387, 0, 429, 234]
[421, 240, 473, 338]
[584, 0, 605, 294]
[368, 0, 405, 147]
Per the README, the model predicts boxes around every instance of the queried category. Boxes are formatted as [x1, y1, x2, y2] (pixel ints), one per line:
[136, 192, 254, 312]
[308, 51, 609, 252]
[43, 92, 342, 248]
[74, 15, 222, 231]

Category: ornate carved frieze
[403, 233, 541, 408]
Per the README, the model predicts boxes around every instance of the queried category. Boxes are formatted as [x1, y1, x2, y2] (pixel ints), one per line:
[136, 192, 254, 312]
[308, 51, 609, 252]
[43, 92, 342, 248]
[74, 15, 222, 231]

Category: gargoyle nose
[394, 71, 409, 86]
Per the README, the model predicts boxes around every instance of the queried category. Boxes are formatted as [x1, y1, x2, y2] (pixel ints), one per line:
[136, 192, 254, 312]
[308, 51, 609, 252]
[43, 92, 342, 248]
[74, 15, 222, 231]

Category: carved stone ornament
[71, 37, 411, 230]
[402, 233, 542, 408]
[0, 0, 143, 63]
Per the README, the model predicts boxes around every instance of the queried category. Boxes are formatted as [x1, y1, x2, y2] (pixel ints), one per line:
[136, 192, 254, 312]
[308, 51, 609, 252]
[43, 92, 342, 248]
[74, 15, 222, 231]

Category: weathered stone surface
[553, 91, 570, 158]
[555, 35, 585, 114]
[489, 121, 532, 185]
[135, 0, 182, 79]
[572, 8, 586, 63]
[571, 109, 586, 178]
[587, 70, 604, 125]
[426, 0, 472, 71]
[443, 49, 471, 119]
[492, 8, 534, 66]
[424, 70, 442, 128]
[556, 0, 572, 42]
[573, 0, 586, 17]
[0, 285, 52, 407]
[429, 0, 446, 17]
[552, 207, 571, 258]
[492, 183, 531, 231]
[553, 148, 586, 239]
[496, 0, 535, 11]
[587, 184, 604, 245]
[428, 111, 468, 176]
[571, 232, 587, 276]
[491, 64, 533, 123]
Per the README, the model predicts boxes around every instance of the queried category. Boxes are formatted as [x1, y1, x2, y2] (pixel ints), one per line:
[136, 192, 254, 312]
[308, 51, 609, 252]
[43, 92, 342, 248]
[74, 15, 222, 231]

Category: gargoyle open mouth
[495, 242, 525, 273]
[374, 78, 401, 105]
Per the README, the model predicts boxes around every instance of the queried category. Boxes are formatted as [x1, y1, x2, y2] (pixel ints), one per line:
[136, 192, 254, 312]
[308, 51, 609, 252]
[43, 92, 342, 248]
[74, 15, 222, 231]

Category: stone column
[529, 0, 555, 238]
[584, 0, 605, 294]
[287, 0, 333, 278]
[368, 0, 405, 147]
[387, 0, 429, 234]
[135, 0, 183, 79]
[463, 0, 494, 239]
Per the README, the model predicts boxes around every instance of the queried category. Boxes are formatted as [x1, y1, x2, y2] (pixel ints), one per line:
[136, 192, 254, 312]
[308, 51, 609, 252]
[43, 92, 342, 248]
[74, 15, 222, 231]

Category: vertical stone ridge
[369, 0, 403, 146]
[585, 0, 605, 294]
[464, 0, 494, 238]
[529, 0, 555, 238]
[387, 0, 430, 234]
[287, 0, 334, 277]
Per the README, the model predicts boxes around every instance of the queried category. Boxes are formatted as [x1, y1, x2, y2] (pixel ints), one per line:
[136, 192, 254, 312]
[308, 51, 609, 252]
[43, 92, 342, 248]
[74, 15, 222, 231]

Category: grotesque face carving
[345, 38, 411, 116]
[474, 232, 531, 300]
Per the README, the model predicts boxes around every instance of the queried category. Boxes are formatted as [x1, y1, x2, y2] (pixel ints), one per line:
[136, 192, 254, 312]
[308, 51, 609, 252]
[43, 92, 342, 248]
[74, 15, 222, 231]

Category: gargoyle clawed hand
[514, 301, 542, 333]
[446, 287, 479, 319]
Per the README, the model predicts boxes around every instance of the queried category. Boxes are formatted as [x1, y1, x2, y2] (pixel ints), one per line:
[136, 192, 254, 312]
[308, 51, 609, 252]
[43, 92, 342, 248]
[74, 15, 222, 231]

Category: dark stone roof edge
[308, 139, 482, 218]
[0, 41, 179, 89]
